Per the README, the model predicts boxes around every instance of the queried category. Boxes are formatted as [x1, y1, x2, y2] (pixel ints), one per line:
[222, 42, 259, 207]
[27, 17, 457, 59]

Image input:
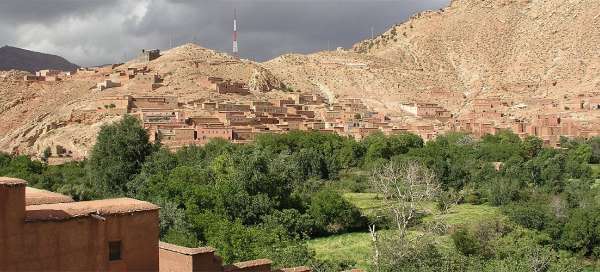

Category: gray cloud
[0, 0, 449, 66]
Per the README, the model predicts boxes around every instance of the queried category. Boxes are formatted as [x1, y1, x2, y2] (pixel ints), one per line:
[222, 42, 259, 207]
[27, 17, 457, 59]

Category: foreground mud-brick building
[0, 177, 311, 272]
[0, 177, 160, 271]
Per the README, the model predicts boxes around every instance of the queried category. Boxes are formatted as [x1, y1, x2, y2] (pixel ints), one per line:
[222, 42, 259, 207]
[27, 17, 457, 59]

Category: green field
[308, 231, 376, 270]
[590, 164, 600, 176]
[342, 193, 384, 214]
[307, 193, 503, 270]
[425, 203, 503, 226]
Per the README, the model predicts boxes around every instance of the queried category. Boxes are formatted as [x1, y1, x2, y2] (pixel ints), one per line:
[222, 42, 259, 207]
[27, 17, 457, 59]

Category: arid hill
[0, 46, 79, 72]
[0, 44, 283, 159]
[1, 0, 599, 158]
[265, 0, 600, 116]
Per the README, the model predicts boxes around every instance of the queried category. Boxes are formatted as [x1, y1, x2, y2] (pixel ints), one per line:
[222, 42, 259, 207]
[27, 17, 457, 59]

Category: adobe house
[251, 101, 273, 107]
[330, 104, 344, 111]
[23, 75, 44, 81]
[292, 94, 318, 105]
[253, 105, 288, 115]
[297, 110, 315, 119]
[216, 111, 253, 126]
[472, 97, 504, 113]
[271, 98, 296, 107]
[131, 96, 178, 110]
[322, 111, 341, 122]
[217, 103, 251, 112]
[339, 99, 368, 112]
[129, 73, 162, 91]
[255, 116, 280, 125]
[35, 69, 61, 77]
[146, 123, 188, 142]
[138, 109, 185, 125]
[92, 96, 132, 115]
[232, 128, 256, 141]
[285, 104, 304, 114]
[77, 67, 98, 76]
[386, 127, 410, 135]
[188, 116, 223, 127]
[590, 98, 600, 110]
[97, 79, 121, 91]
[138, 49, 161, 62]
[109, 71, 135, 83]
[216, 81, 250, 95]
[0, 177, 160, 271]
[355, 127, 381, 140]
[43, 75, 62, 82]
[158, 128, 196, 142]
[1, 177, 313, 272]
[196, 127, 234, 142]
[201, 102, 218, 111]
[558, 98, 586, 111]
[197, 76, 225, 90]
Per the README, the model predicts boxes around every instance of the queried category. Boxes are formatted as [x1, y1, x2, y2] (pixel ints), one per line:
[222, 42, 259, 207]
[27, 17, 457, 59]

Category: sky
[0, 0, 449, 67]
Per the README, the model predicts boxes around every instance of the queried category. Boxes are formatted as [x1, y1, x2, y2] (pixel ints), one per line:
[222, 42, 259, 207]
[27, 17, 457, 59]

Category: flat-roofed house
[1, 177, 314, 272]
[0, 177, 159, 271]
[131, 96, 178, 110]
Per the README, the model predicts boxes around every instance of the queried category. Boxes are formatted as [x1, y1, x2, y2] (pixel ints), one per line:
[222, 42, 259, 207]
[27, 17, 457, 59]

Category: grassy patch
[307, 231, 377, 270]
[426, 204, 503, 227]
[343, 193, 384, 214]
[309, 197, 502, 269]
[590, 164, 600, 177]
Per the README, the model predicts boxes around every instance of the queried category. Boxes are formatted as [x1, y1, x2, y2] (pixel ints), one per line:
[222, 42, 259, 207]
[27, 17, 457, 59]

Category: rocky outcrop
[248, 67, 284, 92]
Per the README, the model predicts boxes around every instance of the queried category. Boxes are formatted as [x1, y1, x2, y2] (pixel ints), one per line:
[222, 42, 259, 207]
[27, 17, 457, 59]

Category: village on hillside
[4, 0, 600, 271]
[17, 48, 600, 163]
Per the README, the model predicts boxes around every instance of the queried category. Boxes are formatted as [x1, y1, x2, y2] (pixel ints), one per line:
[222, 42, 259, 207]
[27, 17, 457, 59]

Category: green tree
[88, 115, 156, 196]
[521, 136, 543, 159]
[560, 203, 600, 256]
[41, 147, 52, 163]
[308, 189, 364, 235]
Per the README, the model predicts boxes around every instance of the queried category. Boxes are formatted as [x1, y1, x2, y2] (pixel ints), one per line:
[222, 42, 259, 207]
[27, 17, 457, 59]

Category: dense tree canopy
[2, 121, 599, 271]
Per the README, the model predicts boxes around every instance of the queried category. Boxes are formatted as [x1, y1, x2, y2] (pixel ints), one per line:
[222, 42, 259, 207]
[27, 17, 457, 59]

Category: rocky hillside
[0, 44, 284, 158]
[0, 46, 79, 72]
[2, 0, 600, 158]
[265, 0, 600, 115]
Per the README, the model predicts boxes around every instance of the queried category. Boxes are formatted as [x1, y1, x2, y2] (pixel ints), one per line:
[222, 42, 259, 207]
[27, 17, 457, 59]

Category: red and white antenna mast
[233, 8, 239, 58]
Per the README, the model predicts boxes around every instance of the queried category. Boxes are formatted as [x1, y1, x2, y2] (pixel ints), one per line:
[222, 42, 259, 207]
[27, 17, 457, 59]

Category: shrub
[502, 199, 553, 231]
[487, 178, 522, 206]
[451, 228, 480, 256]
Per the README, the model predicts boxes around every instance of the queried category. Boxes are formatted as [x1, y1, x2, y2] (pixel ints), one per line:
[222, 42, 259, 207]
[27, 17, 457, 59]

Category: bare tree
[369, 224, 380, 272]
[527, 246, 552, 272]
[370, 160, 440, 237]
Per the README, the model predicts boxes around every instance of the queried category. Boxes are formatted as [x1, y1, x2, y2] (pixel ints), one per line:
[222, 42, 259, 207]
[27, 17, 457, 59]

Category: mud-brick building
[1, 177, 313, 272]
[0, 177, 160, 271]
[138, 49, 161, 62]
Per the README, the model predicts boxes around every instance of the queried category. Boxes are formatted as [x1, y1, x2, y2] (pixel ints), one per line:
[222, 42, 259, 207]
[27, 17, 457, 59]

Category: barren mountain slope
[264, 0, 600, 115]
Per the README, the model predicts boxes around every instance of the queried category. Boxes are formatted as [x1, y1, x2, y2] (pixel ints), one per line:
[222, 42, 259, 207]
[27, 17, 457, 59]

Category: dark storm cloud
[0, 0, 449, 66]
[0, 1, 119, 25]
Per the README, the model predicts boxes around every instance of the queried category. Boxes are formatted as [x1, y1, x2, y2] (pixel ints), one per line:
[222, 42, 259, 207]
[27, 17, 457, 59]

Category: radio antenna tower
[233, 8, 239, 58]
